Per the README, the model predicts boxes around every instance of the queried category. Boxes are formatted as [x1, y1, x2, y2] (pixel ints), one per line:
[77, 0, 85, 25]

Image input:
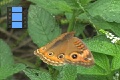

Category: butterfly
[34, 32, 94, 66]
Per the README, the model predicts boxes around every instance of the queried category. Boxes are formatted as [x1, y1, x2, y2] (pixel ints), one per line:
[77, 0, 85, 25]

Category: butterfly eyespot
[58, 53, 64, 59]
[48, 52, 54, 56]
[71, 54, 78, 59]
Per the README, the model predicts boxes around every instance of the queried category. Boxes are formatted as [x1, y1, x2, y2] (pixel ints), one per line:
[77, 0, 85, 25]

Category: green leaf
[0, 40, 26, 80]
[0, 39, 14, 67]
[0, 64, 26, 80]
[73, 22, 86, 37]
[112, 54, 120, 70]
[90, 16, 120, 36]
[28, 0, 72, 14]
[57, 65, 77, 80]
[64, 0, 79, 9]
[90, 16, 112, 29]
[24, 69, 52, 80]
[28, 5, 61, 47]
[111, 45, 120, 70]
[79, 0, 91, 6]
[78, 13, 89, 23]
[78, 13, 120, 36]
[84, 35, 117, 56]
[77, 65, 106, 75]
[94, 53, 110, 73]
[87, 0, 120, 23]
[77, 74, 107, 80]
[109, 23, 120, 36]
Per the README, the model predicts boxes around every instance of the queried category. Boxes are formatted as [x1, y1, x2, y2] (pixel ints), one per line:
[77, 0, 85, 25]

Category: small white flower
[111, 39, 116, 43]
[111, 37, 120, 43]
[100, 29, 120, 44]
[105, 32, 115, 39]
[116, 72, 119, 77]
[111, 37, 119, 43]
[109, 34, 114, 39]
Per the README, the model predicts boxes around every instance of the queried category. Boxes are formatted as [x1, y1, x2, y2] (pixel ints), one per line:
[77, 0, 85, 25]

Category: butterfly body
[34, 32, 94, 66]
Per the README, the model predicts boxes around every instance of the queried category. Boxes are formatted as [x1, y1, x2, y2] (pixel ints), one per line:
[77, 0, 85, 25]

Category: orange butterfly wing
[34, 32, 94, 66]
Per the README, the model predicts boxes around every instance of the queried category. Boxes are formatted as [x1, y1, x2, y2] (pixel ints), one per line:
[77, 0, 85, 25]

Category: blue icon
[11, 7, 23, 28]
[7, 7, 27, 29]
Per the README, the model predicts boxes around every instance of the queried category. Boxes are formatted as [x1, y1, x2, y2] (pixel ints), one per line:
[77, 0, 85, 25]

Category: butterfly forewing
[34, 32, 74, 66]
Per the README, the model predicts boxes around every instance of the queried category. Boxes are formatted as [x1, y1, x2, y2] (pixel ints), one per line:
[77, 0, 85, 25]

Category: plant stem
[77, 0, 99, 34]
